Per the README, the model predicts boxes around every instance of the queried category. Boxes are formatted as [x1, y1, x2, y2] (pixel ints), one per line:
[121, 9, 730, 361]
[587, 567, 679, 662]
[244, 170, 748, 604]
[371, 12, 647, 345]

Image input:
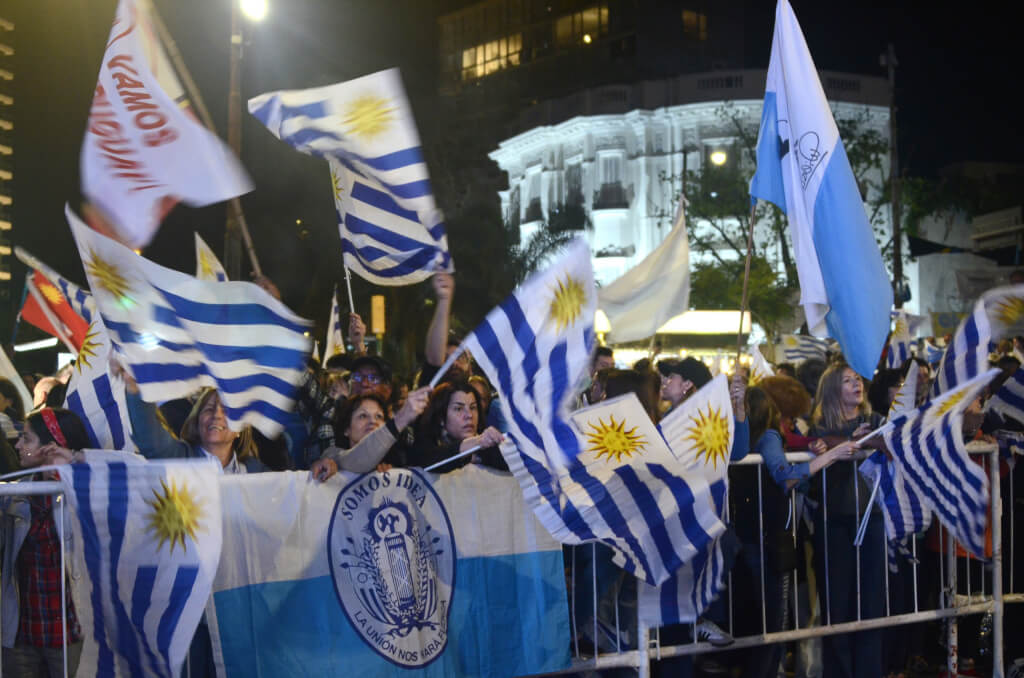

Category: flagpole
[343, 265, 356, 315]
[146, 0, 263, 277]
[736, 202, 758, 361]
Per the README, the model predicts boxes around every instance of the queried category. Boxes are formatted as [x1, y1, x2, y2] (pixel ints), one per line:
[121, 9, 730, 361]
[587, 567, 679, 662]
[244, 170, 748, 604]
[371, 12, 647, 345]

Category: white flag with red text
[80, 0, 252, 248]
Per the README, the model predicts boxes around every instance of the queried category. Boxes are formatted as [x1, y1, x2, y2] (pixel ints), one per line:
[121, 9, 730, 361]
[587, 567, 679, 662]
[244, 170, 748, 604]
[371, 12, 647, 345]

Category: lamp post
[225, 0, 267, 280]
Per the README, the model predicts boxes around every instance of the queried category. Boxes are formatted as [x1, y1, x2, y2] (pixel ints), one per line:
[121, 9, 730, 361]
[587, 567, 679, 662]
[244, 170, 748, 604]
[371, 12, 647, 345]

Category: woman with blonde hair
[809, 361, 886, 678]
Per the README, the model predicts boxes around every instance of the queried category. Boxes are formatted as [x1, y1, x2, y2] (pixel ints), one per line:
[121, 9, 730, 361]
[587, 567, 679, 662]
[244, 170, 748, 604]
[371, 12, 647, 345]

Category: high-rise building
[0, 16, 12, 304]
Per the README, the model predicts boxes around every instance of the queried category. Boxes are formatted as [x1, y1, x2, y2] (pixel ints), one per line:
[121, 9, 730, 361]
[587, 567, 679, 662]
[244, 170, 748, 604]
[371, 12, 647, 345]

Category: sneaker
[695, 618, 734, 647]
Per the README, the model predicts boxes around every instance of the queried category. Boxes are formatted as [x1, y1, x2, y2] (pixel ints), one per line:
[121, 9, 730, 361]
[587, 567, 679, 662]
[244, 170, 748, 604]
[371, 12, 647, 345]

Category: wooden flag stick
[736, 202, 759, 361]
[146, 1, 262, 276]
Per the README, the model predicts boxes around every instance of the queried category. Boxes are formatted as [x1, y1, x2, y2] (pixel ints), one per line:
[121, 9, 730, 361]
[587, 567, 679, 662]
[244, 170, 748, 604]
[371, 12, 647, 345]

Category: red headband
[39, 409, 68, 448]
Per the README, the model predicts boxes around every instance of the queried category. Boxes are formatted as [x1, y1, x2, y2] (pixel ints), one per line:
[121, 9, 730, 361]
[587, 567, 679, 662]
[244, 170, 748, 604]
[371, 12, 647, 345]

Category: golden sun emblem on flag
[330, 165, 344, 202]
[341, 94, 396, 141]
[893, 317, 909, 337]
[584, 415, 647, 463]
[145, 477, 205, 554]
[39, 281, 65, 305]
[784, 335, 798, 347]
[993, 296, 1024, 328]
[198, 250, 216, 279]
[933, 389, 969, 418]
[683, 405, 731, 470]
[548, 275, 587, 332]
[86, 250, 135, 309]
[75, 323, 102, 374]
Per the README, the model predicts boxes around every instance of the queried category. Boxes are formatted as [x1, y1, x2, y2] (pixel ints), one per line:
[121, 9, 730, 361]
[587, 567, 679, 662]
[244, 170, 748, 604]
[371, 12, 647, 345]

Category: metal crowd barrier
[558, 443, 1016, 678]
[1, 446, 1017, 678]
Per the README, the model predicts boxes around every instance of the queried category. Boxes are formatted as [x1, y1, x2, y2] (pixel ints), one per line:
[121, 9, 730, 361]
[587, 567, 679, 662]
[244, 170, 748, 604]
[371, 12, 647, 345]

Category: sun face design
[584, 415, 647, 464]
[683, 405, 731, 470]
[330, 165, 344, 202]
[145, 477, 205, 554]
[39, 280, 65, 305]
[341, 94, 396, 142]
[75, 323, 102, 374]
[993, 296, 1024, 328]
[933, 388, 969, 419]
[893, 317, 909, 337]
[198, 249, 217, 280]
[86, 249, 135, 309]
[784, 335, 798, 347]
[548, 275, 587, 332]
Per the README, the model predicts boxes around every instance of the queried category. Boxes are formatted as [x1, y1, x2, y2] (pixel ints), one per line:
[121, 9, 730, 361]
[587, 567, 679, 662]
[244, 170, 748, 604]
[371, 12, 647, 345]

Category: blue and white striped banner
[62, 456, 222, 678]
[987, 368, 1024, 427]
[885, 368, 999, 559]
[779, 334, 828, 364]
[859, 450, 932, 542]
[68, 205, 312, 437]
[886, 311, 914, 369]
[64, 316, 133, 451]
[249, 69, 451, 285]
[324, 286, 346, 358]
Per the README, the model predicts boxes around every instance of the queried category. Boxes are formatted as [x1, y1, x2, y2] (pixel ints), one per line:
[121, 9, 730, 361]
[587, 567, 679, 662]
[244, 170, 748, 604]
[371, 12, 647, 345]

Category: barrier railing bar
[990, 449, 1005, 678]
[913, 536, 919, 613]
[946, 522, 958, 677]
[570, 546, 579, 658]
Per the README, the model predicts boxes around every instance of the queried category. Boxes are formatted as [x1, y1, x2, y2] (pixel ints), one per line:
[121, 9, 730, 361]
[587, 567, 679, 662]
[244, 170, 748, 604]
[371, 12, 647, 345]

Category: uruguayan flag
[15, 246, 96, 323]
[324, 286, 346, 358]
[987, 368, 1024, 426]
[248, 70, 451, 285]
[924, 340, 944, 365]
[932, 285, 1024, 398]
[61, 456, 222, 678]
[750, 0, 892, 378]
[639, 375, 735, 624]
[884, 368, 1000, 559]
[859, 450, 932, 544]
[67, 205, 312, 437]
[749, 344, 774, 385]
[207, 466, 570, 678]
[779, 334, 828, 364]
[64, 316, 133, 451]
[194, 233, 228, 282]
[567, 393, 726, 586]
[887, 311, 914, 369]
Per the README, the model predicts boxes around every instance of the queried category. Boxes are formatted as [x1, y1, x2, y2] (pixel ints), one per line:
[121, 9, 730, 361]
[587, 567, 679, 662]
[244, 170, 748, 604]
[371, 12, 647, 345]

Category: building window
[554, 5, 609, 48]
[600, 155, 622, 186]
[594, 154, 629, 209]
[524, 170, 543, 222]
[566, 164, 583, 206]
[461, 33, 523, 81]
[681, 10, 707, 41]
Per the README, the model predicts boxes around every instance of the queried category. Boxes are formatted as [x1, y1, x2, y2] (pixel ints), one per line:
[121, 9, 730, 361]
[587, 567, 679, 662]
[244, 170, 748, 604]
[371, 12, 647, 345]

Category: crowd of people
[1, 268, 1023, 678]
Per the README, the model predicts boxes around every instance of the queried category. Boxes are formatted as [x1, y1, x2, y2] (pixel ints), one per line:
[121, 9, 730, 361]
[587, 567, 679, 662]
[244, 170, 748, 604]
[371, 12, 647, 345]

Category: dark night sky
[8, 0, 1023, 336]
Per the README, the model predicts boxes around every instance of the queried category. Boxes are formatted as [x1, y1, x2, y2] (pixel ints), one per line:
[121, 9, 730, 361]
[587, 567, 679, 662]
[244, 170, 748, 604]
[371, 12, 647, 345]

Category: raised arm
[424, 272, 454, 367]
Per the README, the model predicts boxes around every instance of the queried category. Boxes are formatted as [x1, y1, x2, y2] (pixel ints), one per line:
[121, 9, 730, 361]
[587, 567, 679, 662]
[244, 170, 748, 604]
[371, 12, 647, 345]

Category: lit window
[555, 5, 609, 48]
[461, 32, 523, 81]
[682, 10, 707, 41]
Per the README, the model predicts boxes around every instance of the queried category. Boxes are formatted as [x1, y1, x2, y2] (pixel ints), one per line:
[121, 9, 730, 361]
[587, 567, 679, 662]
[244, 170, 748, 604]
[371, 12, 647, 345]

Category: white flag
[194, 233, 228, 281]
[598, 201, 690, 343]
[81, 0, 252, 248]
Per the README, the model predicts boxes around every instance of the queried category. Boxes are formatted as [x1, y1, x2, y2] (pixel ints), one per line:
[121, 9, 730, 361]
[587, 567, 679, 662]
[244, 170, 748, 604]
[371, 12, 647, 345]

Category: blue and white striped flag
[887, 311, 914, 369]
[324, 286, 346, 358]
[859, 450, 932, 544]
[61, 456, 222, 678]
[639, 375, 735, 624]
[194, 233, 228, 282]
[987, 368, 1024, 427]
[924, 339, 944, 365]
[932, 285, 1024, 398]
[464, 239, 723, 585]
[884, 368, 999, 559]
[779, 334, 828, 363]
[750, 0, 892, 378]
[65, 317, 133, 451]
[248, 69, 452, 285]
[67, 205, 312, 437]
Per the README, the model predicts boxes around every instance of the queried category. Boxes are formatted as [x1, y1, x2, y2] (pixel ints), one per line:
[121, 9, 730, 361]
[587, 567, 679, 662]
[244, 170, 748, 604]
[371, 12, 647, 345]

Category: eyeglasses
[351, 373, 385, 385]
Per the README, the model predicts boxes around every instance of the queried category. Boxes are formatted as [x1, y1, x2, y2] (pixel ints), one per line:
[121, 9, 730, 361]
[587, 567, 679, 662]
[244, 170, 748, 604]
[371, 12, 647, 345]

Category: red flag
[20, 271, 90, 351]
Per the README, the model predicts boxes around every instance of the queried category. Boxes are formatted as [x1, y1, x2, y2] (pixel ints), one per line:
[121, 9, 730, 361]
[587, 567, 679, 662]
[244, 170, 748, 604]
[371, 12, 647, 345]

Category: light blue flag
[248, 69, 452, 285]
[750, 0, 892, 377]
[883, 368, 1000, 559]
[61, 456, 222, 678]
[67, 205, 312, 437]
[207, 466, 570, 678]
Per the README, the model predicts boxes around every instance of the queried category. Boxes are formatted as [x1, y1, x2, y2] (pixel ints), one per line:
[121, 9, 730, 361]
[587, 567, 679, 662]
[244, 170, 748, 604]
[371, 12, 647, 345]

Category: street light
[240, 0, 268, 21]
[709, 150, 727, 166]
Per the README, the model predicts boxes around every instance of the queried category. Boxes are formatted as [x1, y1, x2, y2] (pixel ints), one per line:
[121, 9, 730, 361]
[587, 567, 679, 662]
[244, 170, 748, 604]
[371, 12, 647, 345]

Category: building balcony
[592, 183, 632, 210]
